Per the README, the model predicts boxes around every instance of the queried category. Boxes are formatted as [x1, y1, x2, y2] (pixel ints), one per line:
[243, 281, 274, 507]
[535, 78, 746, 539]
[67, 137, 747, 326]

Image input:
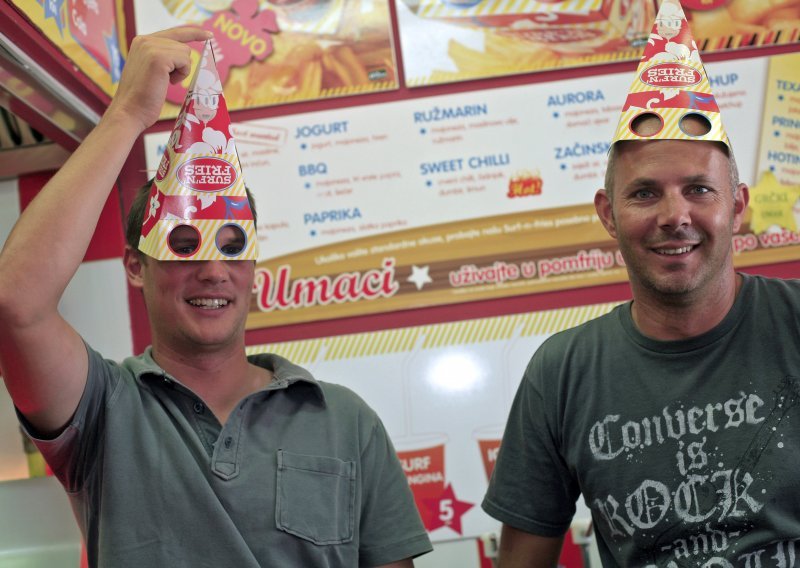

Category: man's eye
[215, 225, 246, 256]
[690, 186, 710, 194]
[168, 225, 201, 256]
[221, 244, 243, 255]
[171, 241, 199, 254]
[634, 189, 654, 199]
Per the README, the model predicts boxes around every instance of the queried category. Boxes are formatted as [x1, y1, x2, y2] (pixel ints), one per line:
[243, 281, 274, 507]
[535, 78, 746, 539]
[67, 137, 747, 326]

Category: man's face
[133, 253, 255, 354]
[595, 139, 747, 302]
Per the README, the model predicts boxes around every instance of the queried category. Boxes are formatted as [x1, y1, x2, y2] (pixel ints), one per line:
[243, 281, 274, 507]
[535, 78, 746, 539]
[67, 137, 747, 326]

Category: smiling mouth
[653, 245, 696, 256]
[187, 298, 230, 309]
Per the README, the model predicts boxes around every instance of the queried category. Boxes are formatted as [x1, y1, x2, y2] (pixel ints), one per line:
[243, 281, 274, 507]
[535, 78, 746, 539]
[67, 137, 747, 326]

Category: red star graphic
[422, 483, 474, 535]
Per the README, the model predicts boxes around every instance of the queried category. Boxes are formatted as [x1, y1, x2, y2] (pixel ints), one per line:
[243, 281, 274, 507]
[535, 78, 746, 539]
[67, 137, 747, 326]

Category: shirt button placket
[212, 407, 243, 480]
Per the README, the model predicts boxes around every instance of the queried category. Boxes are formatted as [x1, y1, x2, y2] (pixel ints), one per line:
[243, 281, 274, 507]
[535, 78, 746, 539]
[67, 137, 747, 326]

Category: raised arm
[0, 26, 211, 436]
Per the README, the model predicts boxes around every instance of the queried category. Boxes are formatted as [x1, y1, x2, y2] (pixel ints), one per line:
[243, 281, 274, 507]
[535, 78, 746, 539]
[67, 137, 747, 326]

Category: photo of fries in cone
[684, 0, 800, 51]
[399, 0, 656, 85]
[398, 0, 800, 86]
[155, 0, 397, 113]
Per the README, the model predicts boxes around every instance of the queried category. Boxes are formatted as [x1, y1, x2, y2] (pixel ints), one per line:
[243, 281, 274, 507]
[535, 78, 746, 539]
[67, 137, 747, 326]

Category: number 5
[439, 498, 454, 522]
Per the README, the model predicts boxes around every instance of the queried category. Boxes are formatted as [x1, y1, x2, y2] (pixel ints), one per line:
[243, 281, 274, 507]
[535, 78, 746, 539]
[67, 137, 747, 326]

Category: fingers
[147, 27, 213, 83]
[105, 27, 213, 132]
[129, 26, 212, 83]
[149, 25, 214, 44]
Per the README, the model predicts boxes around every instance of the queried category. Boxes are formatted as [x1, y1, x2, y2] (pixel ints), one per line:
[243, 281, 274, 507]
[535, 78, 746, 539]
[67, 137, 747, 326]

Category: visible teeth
[188, 298, 229, 308]
[656, 246, 693, 255]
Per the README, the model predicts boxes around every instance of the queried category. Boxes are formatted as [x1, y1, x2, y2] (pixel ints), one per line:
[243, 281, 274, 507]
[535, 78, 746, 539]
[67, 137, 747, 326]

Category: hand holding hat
[108, 27, 213, 134]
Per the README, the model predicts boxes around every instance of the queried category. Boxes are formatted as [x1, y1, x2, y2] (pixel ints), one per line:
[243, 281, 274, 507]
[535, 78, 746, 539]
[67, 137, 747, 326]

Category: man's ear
[123, 245, 145, 289]
[594, 189, 618, 239]
[732, 182, 749, 233]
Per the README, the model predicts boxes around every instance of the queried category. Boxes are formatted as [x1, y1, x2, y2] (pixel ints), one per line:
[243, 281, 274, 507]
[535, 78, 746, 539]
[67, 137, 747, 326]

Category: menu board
[144, 53, 799, 329]
[749, 52, 800, 241]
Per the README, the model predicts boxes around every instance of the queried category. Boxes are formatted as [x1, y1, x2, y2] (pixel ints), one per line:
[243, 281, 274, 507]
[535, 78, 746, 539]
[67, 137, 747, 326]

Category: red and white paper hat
[139, 40, 258, 261]
[611, 0, 730, 149]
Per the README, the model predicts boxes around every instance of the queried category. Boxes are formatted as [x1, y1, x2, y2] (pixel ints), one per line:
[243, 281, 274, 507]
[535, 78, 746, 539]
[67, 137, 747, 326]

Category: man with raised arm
[482, 1, 800, 566]
[0, 27, 431, 567]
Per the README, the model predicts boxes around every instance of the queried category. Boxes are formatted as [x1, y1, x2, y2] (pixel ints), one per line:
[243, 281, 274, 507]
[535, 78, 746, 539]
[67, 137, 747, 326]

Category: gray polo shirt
[21, 345, 432, 567]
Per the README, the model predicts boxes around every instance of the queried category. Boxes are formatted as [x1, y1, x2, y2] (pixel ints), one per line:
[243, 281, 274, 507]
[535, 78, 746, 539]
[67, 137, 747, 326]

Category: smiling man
[596, 113, 748, 328]
[0, 27, 430, 567]
[482, 1, 800, 566]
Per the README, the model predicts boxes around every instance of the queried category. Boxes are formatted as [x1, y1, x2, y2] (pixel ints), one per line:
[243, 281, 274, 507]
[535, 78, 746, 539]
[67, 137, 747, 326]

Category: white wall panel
[60, 259, 134, 362]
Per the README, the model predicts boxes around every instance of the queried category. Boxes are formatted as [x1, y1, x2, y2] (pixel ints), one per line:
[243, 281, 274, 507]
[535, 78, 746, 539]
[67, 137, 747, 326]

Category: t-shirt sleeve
[358, 417, 433, 566]
[481, 347, 580, 537]
[16, 343, 120, 492]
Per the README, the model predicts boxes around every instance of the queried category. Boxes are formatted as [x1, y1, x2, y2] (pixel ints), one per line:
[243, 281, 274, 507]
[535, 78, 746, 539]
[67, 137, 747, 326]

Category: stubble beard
[620, 234, 735, 307]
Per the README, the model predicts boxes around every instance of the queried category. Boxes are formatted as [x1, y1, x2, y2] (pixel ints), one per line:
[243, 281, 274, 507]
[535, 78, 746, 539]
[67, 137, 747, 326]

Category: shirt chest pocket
[275, 449, 356, 545]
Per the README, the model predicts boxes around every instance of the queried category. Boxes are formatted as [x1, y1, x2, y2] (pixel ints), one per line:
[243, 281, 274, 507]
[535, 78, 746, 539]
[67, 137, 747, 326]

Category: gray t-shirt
[483, 273, 800, 566]
[21, 347, 432, 567]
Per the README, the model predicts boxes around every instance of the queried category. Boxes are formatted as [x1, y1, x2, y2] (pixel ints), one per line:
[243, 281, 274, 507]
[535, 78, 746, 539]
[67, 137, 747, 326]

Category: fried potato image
[691, 0, 800, 45]
[222, 31, 392, 107]
[448, 31, 560, 76]
[763, 6, 800, 27]
[728, 0, 774, 25]
[689, 7, 766, 39]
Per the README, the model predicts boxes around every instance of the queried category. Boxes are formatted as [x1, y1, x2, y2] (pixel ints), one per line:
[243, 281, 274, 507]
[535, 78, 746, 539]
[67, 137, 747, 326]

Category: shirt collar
[126, 347, 325, 401]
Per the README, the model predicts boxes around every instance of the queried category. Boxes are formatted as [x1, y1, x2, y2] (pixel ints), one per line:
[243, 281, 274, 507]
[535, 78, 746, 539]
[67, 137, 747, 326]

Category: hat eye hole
[679, 113, 712, 137]
[630, 112, 664, 138]
[216, 224, 247, 257]
[168, 225, 202, 257]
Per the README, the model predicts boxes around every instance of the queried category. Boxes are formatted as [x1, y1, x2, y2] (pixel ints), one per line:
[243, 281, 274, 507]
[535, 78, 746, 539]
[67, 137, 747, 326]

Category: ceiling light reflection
[426, 350, 484, 393]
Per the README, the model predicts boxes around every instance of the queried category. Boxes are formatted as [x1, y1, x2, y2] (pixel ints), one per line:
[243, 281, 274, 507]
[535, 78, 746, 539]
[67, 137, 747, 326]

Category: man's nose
[195, 260, 229, 282]
[657, 192, 691, 229]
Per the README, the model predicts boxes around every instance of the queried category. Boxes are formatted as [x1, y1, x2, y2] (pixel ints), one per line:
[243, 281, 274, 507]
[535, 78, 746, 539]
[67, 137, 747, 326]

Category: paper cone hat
[611, 0, 730, 149]
[139, 41, 258, 261]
